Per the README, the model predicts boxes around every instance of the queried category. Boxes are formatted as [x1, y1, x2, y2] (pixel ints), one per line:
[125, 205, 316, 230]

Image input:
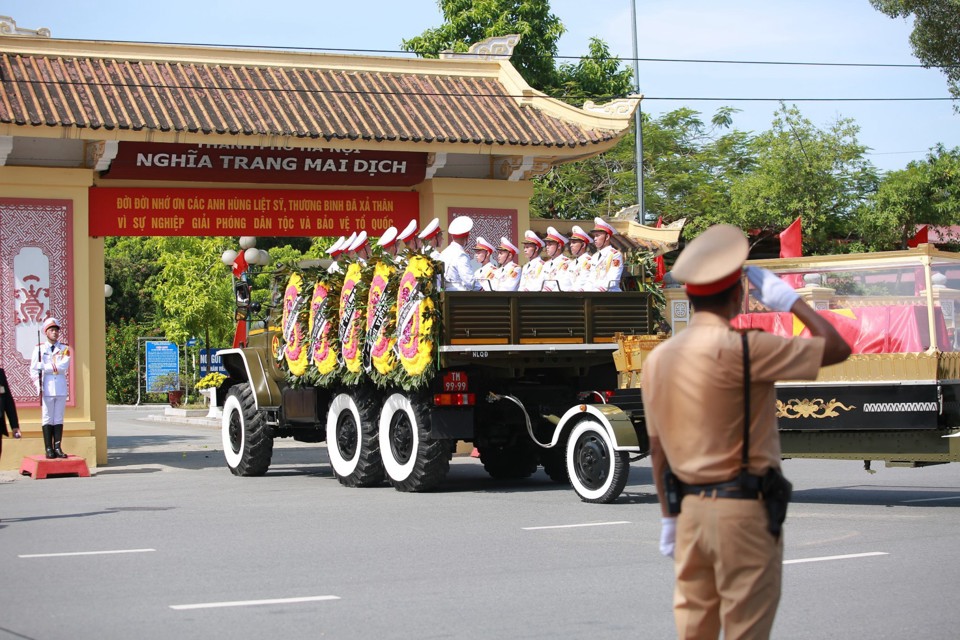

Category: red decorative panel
[0, 198, 74, 406]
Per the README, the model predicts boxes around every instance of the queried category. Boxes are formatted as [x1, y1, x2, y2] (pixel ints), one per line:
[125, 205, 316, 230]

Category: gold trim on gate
[777, 398, 856, 419]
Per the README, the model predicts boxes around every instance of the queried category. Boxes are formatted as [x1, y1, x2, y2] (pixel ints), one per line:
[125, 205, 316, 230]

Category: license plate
[442, 371, 468, 392]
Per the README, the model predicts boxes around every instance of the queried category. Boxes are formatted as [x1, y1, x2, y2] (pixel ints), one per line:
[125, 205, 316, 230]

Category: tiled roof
[0, 51, 622, 149]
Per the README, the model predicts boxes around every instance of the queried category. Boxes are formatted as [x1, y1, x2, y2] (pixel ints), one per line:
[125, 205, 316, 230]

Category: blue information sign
[186, 337, 198, 347]
[146, 341, 180, 392]
[200, 348, 227, 375]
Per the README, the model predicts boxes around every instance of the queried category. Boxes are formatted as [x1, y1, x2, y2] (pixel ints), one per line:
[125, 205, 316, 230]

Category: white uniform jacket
[474, 262, 498, 290]
[30, 340, 72, 396]
[588, 246, 624, 292]
[491, 261, 521, 291]
[541, 255, 573, 292]
[518, 257, 546, 292]
[440, 241, 476, 291]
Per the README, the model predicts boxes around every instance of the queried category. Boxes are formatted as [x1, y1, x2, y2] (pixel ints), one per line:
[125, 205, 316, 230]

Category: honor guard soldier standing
[518, 230, 546, 291]
[326, 235, 347, 274]
[641, 225, 851, 640]
[418, 218, 443, 260]
[541, 226, 573, 291]
[440, 215, 476, 291]
[395, 219, 420, 261]
[472, 236, 498, 290]
[348, 231, 371, 265]
[587, 217, 624, 291]
[491, 237, 521, 291]
[568, 224, 594, 291]
[30, 317, 73, 459]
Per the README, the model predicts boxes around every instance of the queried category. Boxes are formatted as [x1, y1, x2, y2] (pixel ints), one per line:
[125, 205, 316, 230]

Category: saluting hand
[745, 266, 800, 313]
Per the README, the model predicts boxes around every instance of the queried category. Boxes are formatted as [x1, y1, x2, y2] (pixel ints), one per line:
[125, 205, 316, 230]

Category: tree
[871, 0, 960, 103]
[105, 236, 161, 324]
[556, 37, 634, 105]
[856, 144, 960, 250]
[722, 104, 879, 255]
[402, 0, 565, 92]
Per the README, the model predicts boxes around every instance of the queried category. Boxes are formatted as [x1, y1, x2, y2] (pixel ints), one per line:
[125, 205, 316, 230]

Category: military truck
[550, 243, 960, 503]
[215, 250, 658, 492]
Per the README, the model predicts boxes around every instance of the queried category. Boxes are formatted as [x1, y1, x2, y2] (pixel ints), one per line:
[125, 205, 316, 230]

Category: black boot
[42, 424, 57, 459]
[53, 424, 68, 458]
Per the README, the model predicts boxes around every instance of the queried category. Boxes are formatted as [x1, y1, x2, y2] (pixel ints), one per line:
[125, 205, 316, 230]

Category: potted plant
[195, 372, 228, 417]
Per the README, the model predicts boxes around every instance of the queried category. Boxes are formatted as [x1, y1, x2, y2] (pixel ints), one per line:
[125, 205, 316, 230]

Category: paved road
[1, 407, 959, 639]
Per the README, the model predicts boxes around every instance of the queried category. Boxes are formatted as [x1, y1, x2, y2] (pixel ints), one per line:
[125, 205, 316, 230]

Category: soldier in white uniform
[587, 217, 624, 292]
[376, 226, 400, 262]
[439, 215, 476, 291]
[30, 317, 72, 459]
[348, 231, 371, 265]
[491, 237, 521, 291]
[473, 236, 498, 290]
[326, 235, 347, 274]
[568, 224, 594, 291]
[518, 230, 546, 292]
[418, 218, 443, 260]
[541, 226, 574, 292]
[395, 219, 419, 262]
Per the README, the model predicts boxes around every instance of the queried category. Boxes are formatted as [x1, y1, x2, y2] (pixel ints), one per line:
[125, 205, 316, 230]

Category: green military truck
[215, 252, 656, 492]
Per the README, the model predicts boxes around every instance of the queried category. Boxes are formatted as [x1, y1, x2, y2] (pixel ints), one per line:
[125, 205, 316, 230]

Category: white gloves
[745, 266, 800, 313]
[659, 517, 677, 558]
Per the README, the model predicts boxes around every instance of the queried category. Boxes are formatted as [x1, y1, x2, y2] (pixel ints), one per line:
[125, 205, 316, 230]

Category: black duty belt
[681, 479, 760, 500]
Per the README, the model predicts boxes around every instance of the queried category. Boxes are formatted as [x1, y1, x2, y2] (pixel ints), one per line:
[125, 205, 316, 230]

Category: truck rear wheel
[221, 383, 273, 476]
[478, 442, 539, 480]
[566, 419, 629, 503]
[326, 388, 385, 487]
[378, 392, 450, 492]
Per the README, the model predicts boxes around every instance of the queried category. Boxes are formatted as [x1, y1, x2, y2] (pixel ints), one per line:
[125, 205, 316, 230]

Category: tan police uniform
[640, 225, 825, 640]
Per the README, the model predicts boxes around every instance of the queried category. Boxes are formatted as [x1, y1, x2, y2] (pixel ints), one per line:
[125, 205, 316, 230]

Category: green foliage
[857, 145, 960, 249]
[556, 38, 634, 105]
[105, 317, 153, 404]
[105, 236, 161, 323]
[402, 0, 565, 91]
[870, 0, 960, 102]
[721, 104, 879, 254]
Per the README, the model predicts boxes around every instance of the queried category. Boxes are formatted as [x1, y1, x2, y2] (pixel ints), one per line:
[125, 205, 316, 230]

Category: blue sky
[5, 0, 957, 173]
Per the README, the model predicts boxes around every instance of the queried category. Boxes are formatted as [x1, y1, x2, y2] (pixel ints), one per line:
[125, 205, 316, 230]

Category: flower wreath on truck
[393, 254, 440, 391]
[304, 269, 343, 388]
[337, 261, 371, 386]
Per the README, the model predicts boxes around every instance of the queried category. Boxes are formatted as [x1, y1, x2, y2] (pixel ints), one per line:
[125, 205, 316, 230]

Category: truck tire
[326, 387, 385, 487]
[221, 383, 273, 476]
[539, 448, 570, 484]
[478, 442, 539, 480]
[566, 419, 629, 503]
[378, 392, 450, 492]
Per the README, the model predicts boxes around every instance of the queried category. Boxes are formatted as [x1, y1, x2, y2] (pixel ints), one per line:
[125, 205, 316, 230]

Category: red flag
[654, 217, 666, 283]
[779, 216, 802, 258]
[231, 250, 248, 277]
[907, 225, 929, 248]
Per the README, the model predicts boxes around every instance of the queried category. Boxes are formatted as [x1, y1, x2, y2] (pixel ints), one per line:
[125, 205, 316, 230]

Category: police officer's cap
[670, 224, 748, 296]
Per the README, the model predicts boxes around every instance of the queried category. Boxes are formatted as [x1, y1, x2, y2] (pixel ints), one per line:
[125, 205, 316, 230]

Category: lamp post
[221, 237, 271, 349]
[630, 0, 646, 222]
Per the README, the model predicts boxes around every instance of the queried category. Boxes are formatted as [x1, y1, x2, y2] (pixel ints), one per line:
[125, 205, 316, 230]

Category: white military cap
[326, 236, 346, 256]
[418, 217, 441, 241]
[590, 217, 617, 236]
[474, 236, 496, 253]
[397, 219, 419, 242]
[522, 229, 544, 249]
[377, 226, 398, 248]
[498, 237, 519, 256]
[545, 226, 568, 246]
[671, 224, 748, 295]
[42, 317, 60, 332]
[448, 215, 473, 236]
[341, 232, 358, 253]
[570, 225, 592, 244]
[348, 230, 368, 252]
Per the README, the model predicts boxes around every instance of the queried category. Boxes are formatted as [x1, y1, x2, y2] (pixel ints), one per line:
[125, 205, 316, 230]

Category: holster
[758, 468, 792, 540]
[663, 468, 682, 516]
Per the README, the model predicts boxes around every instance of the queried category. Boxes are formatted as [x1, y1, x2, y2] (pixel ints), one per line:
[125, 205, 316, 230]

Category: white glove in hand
[745, 266, 800, 313]
[659, 517, 677, 558]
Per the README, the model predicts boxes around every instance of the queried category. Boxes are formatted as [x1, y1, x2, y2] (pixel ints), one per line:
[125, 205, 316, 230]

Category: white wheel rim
[566, 420, 615, 500]
[379, 393, 418, 482]
[221, 394, 245, 469]
[326, 393, 362, 477]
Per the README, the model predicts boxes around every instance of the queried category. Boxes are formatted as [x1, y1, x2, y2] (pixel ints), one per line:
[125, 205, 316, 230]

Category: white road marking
[523, 521, 631, 531]
[901, 495, 960, 503]
[19, 548, 156, 559]
[170, 596, 340, 610]
[784, 552, 888, 565]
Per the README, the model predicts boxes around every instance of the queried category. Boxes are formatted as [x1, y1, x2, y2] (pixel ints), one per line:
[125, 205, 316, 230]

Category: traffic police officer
[30, 317, 73, 459]
[640, 224, 851, 640]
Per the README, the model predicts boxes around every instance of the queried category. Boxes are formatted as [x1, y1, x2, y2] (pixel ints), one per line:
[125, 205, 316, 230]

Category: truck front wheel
[378, 393, 450, 492]
[326, 388, 385, 487]
[221, 383, 273, 476]
[566, 419, 629, 503]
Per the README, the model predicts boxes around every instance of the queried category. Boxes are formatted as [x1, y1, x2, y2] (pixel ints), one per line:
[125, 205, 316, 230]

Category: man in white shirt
[418, 218, 443, 260]
[541, 226, 574, 292]
[587, 217, 624, 292]
[568, 224, 594, 291]
[473, 236, 498, 290]
[440, 215, 476, 291]
[376, 226, 400, 262]
[491, 237, 521, 291]
[30, 317, 72, 459]
[348, 231, 371, 265]
[518, 230, 546, 292]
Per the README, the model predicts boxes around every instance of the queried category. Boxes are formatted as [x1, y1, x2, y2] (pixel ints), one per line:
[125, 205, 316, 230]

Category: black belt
[681, 479, 760, 500]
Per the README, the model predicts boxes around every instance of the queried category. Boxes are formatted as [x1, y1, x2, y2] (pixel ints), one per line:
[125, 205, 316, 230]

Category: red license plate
[442, 371, 469, 392]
